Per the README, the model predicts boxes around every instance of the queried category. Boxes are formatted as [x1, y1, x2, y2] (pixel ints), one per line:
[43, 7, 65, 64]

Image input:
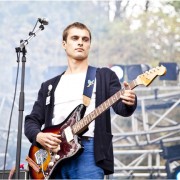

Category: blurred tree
[145, 0, 150, 12]
[166, 0, 180, 12]
[94, 1, 180, 67]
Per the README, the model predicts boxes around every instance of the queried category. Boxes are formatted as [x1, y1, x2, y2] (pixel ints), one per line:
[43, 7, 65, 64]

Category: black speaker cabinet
[0, 170, 29, 179]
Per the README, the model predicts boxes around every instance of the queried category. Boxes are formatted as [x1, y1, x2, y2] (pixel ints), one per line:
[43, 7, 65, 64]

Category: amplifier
[0, 170, 29, 179]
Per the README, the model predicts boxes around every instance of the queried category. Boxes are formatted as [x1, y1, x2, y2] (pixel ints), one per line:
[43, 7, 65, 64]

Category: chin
[75, 56, 87, 61]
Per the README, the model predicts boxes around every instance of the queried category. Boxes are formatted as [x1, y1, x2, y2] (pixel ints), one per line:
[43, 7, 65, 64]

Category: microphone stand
[15, 24, 45, 179]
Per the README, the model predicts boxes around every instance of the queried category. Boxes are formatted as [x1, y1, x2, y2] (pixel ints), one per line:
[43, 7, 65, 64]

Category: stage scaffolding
[111, 85, 180, 179]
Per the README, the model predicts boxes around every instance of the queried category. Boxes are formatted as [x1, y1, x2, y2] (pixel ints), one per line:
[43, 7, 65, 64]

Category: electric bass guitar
[26, 65, 166, 179]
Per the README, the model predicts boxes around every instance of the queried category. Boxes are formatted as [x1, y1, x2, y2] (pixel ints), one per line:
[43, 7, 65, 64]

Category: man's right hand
[36, 132, 61, 153]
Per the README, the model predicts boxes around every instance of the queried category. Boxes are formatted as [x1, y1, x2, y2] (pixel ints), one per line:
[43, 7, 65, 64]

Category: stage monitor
[159, 62, 179, 81]
[110, 65, 125, 82]
[126, 64, 143, 81]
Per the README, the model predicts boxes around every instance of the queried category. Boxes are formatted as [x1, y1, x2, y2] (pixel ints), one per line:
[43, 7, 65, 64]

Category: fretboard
[72, 79, 137, 135]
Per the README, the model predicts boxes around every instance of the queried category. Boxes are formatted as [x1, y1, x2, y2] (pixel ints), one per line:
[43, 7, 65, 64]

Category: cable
[2, 50, 21, 179]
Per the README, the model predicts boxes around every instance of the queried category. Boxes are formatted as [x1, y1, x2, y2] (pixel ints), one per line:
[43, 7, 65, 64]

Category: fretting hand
[120, 81, 136, 106]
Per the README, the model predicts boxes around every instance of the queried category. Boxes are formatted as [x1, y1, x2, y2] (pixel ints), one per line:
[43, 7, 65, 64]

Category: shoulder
[97, 67, 114, 74]
[40, 73, 64, 92]
[43, 74, 62, 85]
[96, 67, 118, 78]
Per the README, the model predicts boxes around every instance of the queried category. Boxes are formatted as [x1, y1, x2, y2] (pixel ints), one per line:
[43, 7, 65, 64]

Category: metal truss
[111, 86, 180, 179]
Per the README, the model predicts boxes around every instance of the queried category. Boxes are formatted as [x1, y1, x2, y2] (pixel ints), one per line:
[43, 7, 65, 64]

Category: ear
[62, 41, 66, 49]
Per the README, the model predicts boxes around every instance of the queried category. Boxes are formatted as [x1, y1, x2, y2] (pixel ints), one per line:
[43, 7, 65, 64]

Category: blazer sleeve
[24, 83, 46, 144]
[109, 70, 137, 117]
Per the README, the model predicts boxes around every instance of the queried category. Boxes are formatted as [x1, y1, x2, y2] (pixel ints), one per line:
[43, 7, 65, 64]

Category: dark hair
[62, 22, 91, 42]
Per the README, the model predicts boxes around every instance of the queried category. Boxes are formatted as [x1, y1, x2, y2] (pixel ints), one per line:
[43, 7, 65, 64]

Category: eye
[71, 36, 78, 41]
[83, 37, 90, 42]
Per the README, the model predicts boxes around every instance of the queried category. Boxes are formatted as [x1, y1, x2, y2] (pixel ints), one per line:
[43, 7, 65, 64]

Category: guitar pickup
[64, 126, 74, 142]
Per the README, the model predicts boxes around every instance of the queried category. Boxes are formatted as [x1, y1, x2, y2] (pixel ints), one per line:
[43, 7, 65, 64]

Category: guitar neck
[72, 79, 138, 135]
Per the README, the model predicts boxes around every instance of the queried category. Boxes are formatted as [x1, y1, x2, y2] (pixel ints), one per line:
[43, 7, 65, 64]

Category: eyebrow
[71, 35, 90, 40]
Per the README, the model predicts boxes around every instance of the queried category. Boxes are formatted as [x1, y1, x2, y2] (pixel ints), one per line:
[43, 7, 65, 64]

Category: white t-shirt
[52, 73, 96, 137]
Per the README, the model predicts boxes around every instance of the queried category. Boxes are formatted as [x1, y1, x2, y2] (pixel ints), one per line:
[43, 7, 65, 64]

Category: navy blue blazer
[25, 67, 137, 175]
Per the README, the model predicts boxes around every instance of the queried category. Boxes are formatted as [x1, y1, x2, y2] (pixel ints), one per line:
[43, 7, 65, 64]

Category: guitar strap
[83, 66, 97, 107]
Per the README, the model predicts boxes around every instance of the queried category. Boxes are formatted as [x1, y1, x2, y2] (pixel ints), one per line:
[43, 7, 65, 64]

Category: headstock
[136, 65, 166, 86]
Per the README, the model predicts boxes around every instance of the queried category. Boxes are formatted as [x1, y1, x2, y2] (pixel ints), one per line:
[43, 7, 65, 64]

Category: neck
[65, 59, 88, 74]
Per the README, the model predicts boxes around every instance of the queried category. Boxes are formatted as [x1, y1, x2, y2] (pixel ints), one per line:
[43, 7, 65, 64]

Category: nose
[78, 39, 83, 46]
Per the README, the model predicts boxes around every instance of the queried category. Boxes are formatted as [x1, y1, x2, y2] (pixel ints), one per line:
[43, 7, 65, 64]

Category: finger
[123, 81, 128, 86]
[50, 133, 61, 138]
[50, 145, 61, 153]
[120, 94, 133, 101]
[123, 81, 129, 88]
[47, 134, 61, 143]
[45, 142, 59, 150]
[121, 92, 135, 105]
[121, 91, 135, 99]
[46, 138, 60, 146]
[48, 137, 61, 144]
[122, 99, 135, 106]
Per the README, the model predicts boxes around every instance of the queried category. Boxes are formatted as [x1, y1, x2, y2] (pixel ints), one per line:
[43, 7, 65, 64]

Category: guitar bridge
[35, 149, 48, 165]
[64, 126, 74, 142]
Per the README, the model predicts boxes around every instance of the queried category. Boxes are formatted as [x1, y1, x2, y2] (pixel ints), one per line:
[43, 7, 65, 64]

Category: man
[25, 22, 137, 179]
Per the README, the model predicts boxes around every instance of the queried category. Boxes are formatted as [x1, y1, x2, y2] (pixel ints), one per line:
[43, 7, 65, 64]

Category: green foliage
[167, 0, 180, 12]
[92, 10, 179, 67]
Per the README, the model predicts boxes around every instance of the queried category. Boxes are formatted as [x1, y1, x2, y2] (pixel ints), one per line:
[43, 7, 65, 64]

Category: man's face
[62, 28, 91, 61]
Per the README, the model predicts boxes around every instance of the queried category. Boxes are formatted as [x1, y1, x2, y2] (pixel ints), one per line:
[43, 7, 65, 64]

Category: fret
[97, 106, 101, 114]
[74, 124, 79, 134]
[80, 121, 84, 129]
[117, 91, 121, 98]
[104, 101, 108, 109]
[100, 105, 103, 112]
[102, 104, 106, 112]
[76, 122, 80, 131]
[90, 112, 95, 119]
[109, 97, 114, 105]
[84, 114, 90, 125]
[94, 109, 98, 117]
[83, 117, 89, 125]
[77, 121, 82, 130]
[99, 104, 104, 112]
[90, 109, 98, 120]
[116, 91, 120, 99]
[87, 114, 91, 122]
[120, 89, 124, 95]
[107, 99, 111, 106]
[112, 94, 117, 102]
[115, 92, 119, 100]
[104, 99, 111, 109]
[111, 96, 115, 103]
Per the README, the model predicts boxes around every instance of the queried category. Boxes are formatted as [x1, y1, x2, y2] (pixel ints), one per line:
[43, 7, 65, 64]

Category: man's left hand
[120, 81, 136, 106]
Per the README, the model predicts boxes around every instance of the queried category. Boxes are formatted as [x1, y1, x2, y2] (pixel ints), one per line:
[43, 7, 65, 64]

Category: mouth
[75, 48, 84, 52]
